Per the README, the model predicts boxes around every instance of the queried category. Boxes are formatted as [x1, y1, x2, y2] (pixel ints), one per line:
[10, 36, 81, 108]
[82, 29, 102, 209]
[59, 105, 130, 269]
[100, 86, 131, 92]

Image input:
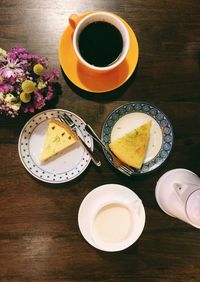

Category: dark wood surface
[0, 1, 200, 281]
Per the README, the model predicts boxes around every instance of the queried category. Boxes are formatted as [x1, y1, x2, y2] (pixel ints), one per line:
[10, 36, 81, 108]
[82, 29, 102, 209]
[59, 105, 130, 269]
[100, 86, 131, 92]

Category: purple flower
[10, 47, 27, 54]
[22, 103, 35, 113]
[45, 85, 54, 101]
[45, 92, 54, 101]
[0, 56, 24, 79]
[0, 46, 60, 117]
[29, 106, 35, 113]
[43, 68, 60, 82]
[7, 48, 28, 63]
[8, 52, 27, 66]
[37, 56, 48, 68]
[33, 91, 46, 109]
[48, 85, 53, 91]
[18, 53, 48, 68]
[0, 83, 14, 93]
[22, 106, 28, 113]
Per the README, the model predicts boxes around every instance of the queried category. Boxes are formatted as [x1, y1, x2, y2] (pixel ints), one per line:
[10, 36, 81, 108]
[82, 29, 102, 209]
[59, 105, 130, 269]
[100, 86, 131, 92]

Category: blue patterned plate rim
[101, 102, 174, 175]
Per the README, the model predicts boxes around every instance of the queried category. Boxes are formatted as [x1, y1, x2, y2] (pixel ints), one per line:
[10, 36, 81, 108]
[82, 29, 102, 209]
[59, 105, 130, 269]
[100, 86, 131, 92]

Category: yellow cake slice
[40, 118, 78, 163]
[109, 121, 152, 169]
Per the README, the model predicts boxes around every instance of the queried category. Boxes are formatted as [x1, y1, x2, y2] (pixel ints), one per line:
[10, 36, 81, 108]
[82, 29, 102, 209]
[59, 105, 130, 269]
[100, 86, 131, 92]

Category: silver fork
[58, 114, 101, 167]
[85, 124, 135, 176]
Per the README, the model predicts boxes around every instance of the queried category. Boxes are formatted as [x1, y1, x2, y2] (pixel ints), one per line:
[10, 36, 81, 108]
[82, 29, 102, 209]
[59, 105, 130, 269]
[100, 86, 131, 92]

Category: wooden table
[0, 1, 200, 281]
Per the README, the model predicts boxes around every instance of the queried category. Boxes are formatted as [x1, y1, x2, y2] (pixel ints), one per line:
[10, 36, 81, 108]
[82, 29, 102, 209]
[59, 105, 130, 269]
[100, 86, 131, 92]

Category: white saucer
[78, 184, 145, 252]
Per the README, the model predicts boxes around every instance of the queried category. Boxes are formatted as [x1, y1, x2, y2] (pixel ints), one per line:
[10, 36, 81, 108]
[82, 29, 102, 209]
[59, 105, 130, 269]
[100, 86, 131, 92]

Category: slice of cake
[40, 118, 78, 163]
[109, 121, 152, 169]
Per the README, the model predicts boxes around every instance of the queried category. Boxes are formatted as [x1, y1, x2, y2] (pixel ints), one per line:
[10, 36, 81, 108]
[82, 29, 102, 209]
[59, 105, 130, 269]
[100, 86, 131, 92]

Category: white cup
[69, 12, 130, 73]
[90, 201, 134, 251]
[155, 169, 200, 228]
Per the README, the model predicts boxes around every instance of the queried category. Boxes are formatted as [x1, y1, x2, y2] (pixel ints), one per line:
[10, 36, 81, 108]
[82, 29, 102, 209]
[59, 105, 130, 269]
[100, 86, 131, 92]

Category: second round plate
[101, 102, 174, 175]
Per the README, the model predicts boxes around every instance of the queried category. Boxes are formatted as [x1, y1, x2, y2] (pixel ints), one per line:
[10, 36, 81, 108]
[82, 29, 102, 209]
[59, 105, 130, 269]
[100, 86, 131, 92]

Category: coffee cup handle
[69, 14, 80, 29]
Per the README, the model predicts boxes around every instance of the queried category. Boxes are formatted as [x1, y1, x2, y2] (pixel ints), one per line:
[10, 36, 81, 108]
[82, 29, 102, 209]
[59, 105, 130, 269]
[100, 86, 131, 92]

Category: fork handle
[86, 124, 125, 160]
[85, 124, 117, 161]
[78, 137, 101, 167]
[58, 115, 101, 167]
[85, 124, 135, 175]
[85, 124, 107, 150]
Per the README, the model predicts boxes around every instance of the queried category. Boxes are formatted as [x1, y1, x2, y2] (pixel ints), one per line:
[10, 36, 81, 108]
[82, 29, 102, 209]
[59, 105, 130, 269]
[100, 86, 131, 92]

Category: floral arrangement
[0, 47, 60, 117]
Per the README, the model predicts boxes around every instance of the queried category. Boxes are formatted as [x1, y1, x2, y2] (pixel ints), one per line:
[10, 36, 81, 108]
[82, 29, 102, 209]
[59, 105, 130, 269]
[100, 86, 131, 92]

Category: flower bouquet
[0, 47, 61, 117]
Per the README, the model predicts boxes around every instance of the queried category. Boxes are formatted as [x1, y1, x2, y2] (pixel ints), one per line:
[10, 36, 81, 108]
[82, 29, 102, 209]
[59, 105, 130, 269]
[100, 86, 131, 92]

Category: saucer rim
[78, 183, 146, 252]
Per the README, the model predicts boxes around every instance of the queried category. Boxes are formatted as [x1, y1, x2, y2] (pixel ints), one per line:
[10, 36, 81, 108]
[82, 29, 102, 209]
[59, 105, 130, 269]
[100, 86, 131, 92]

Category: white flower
[0, 48, 7, 58]
[0, 92, 4, 100]
[4, 93, 16, 103]
[10, 103, 21, 111]
[4, 93, 21, 112]
[0, 48, 7, 63]
[37, 80, 47, 90]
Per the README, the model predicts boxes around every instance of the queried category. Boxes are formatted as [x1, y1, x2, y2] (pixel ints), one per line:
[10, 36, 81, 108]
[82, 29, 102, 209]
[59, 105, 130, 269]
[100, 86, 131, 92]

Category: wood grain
[0, 0, 200, 281]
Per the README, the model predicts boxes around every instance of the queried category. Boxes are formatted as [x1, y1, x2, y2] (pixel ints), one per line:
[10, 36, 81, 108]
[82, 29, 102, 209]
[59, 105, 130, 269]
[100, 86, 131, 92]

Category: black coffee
[78, 21, 123, 67]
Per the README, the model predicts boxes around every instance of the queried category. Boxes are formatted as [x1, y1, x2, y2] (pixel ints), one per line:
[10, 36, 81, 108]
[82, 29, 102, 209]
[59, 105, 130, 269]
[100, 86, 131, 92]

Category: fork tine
[120, 165, 133, 176]
[107, 149, 134, 176]
[59, 114, 74, 128]
[63, 113, 73, 125]
[63, 113, 69, 119]
[62, 114, 71, 124]
[118, 166, 131, 176]
[109, 151, 134, 175]
[121, 164, 136, 175]
[58, 114, 65, 123]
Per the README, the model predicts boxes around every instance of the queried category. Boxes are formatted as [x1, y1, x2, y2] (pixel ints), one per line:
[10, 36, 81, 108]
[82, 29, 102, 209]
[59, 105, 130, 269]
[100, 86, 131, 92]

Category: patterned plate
[101, 102, 174, 175]
[18, 109, 93, 183]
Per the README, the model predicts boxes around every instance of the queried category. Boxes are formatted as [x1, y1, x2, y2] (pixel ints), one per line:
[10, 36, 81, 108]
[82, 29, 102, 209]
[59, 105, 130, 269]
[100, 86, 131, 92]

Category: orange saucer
[59, 12, 139, 93]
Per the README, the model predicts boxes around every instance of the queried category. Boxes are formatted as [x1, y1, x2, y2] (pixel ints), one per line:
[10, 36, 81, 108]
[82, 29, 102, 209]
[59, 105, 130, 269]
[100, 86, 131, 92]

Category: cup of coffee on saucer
[59, 11, 138, 92]
[69, 11, 130, 73]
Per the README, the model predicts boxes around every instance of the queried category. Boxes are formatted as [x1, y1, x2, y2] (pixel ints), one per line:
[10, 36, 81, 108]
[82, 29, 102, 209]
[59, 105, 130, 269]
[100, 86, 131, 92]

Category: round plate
[78, 184, 145, 252]
[18, 109, 93, 184]
[59, 12, 139, 93]
[101, 102, 174, 175]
